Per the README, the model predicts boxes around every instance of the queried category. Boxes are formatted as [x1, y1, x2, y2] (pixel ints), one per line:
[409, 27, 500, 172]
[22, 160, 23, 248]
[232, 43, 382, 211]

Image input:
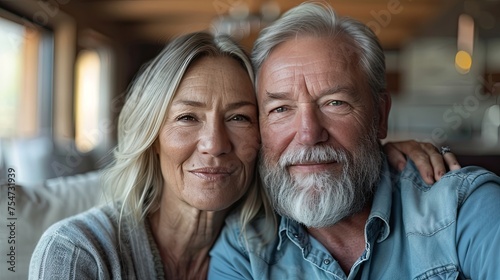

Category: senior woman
[29, 32, 457, 279]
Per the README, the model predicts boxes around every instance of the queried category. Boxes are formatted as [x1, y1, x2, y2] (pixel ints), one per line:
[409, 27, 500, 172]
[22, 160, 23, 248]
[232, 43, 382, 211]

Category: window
[74, 50, 101, 153]
[0, 10, 53, 138]
[74, 42, 113, 155]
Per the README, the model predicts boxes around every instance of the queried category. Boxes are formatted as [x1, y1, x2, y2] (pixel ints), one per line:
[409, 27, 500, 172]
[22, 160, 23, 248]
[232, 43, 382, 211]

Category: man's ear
[376, 91, 392, 139]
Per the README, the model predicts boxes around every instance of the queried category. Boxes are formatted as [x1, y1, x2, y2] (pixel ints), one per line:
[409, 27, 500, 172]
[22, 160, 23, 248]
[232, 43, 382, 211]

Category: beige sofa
[0, 171, 103, 280]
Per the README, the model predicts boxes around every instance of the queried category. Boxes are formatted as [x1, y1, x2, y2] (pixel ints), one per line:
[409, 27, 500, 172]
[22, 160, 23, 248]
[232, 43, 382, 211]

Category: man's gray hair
[252, 2, 387, 100]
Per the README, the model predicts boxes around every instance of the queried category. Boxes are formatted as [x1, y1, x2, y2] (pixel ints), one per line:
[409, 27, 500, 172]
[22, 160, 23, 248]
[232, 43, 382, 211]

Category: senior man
[209, 3, 500, 279]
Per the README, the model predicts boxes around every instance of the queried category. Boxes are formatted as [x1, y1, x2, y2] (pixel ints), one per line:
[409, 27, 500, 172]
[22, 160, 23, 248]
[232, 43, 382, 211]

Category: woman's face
[156, 56, 260, 211]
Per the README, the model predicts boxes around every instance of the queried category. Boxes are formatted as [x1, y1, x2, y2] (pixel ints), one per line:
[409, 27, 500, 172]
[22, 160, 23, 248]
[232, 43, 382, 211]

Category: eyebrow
[320, 85, 355, 96]
[226, 101, 257, 111]
[262, 85, 354, 105]
[171, 100, 256, 110]
[171, 100, 205, 107]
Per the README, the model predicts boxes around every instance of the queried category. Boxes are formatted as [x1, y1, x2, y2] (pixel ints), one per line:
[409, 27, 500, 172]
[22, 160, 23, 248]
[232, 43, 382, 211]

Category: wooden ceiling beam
[109, 18, 413, 50]
[56, 0, 459, 50]
[78, 0, 225, 20]
[112, 21, 210, 43]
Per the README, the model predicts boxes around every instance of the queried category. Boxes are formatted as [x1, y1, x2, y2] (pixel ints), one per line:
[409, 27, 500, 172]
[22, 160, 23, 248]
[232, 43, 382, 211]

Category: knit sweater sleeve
[29, 207, 127, 280]
[29, 230, 104, 280]
[29, 204, 164, 280]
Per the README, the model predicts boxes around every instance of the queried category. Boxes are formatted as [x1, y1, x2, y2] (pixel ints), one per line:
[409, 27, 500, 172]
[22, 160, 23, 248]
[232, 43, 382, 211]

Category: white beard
[259, 135, 382, 228]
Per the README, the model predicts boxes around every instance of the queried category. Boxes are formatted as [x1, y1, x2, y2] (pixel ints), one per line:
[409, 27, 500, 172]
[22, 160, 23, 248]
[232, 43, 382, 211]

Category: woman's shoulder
[47, 204, 118, 235]
[29, 203, 144, 278]
[34, 204, 122, 253]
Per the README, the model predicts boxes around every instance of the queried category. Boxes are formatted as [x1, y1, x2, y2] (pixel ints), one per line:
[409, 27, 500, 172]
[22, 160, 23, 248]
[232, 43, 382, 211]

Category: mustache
[277, 145, 349, 167]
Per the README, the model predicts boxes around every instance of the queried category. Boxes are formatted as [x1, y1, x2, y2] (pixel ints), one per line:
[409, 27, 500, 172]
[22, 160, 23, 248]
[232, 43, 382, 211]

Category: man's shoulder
[222, 210, 282, 254]
[395, 161, 499, 218]
[389, 162, 500, 239]
[224, 209, 276, 241]
[441, 165, 500, 185]
[399, 161, 500, 199]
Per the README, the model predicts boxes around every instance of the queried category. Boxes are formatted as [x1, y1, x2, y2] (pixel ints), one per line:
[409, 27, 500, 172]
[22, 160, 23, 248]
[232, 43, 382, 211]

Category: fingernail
[398, 162, 405, 171]
[427, 174, 435, 184]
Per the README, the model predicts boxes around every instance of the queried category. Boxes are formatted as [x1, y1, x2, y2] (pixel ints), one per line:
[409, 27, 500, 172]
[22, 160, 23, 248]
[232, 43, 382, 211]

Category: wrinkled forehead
[176, 56, 256, 102]
[257, 35, 364, 94]
[258, 34, 361, 78]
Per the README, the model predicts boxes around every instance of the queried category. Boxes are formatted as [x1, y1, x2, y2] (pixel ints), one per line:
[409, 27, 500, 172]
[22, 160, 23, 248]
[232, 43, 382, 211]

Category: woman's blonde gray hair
[102, 32, 275, 241]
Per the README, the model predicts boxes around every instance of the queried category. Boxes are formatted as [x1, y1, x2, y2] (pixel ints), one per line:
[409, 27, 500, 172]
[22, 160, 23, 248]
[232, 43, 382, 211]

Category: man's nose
[295, 105, 329, 146]
[198, 121, 232, 156]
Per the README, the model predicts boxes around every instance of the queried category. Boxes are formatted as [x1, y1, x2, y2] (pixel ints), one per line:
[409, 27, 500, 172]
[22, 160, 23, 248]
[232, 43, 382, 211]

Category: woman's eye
[229, 114, 250, 122]
[176, 115, 196, 122]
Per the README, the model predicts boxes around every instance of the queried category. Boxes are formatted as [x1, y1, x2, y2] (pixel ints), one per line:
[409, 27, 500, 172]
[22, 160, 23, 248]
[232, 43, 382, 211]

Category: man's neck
[306, 205, 371, 275]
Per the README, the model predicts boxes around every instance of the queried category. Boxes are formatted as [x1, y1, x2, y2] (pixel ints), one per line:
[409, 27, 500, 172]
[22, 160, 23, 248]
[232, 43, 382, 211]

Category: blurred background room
[1, 0, 499, 187]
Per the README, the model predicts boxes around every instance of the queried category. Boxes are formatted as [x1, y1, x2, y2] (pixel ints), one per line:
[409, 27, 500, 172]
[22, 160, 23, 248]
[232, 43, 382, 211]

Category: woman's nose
[198, 120, 232, 157]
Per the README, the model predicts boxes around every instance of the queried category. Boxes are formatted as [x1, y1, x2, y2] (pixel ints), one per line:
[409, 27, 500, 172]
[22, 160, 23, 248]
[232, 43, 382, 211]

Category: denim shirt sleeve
[393, 164, 500, 279]
[454, 168, 500, 279]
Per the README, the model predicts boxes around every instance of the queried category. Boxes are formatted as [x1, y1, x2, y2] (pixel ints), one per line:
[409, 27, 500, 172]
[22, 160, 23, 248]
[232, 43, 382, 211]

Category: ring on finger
[440, 146, 451, 155]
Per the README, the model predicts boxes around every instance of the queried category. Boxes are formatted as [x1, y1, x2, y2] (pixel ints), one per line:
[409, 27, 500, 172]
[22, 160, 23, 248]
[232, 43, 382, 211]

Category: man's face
[256, 36, 390, 227]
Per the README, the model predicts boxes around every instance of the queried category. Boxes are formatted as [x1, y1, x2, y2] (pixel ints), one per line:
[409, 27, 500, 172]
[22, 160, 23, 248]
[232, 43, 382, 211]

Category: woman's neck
[148, 202, 230, 279]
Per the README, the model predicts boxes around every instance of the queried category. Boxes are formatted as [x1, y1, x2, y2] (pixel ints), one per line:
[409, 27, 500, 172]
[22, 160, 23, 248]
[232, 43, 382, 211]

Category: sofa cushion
[0, 170, 103, 280]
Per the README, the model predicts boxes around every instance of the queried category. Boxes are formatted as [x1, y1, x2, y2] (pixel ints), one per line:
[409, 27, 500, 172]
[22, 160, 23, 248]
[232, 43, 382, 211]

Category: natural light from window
[0, 17, 38, 137]
[75, 50, 101, 153]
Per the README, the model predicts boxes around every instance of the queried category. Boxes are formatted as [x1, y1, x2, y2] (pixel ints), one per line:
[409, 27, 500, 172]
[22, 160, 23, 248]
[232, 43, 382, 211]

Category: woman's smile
[189, 166, 234, 181]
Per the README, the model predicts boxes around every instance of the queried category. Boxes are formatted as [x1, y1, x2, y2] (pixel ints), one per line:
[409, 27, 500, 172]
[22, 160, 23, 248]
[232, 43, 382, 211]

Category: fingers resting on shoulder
[383, 140, 462, 185]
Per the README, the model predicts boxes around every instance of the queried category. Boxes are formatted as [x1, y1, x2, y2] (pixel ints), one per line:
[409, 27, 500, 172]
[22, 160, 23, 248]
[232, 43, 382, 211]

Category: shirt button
[293, 233, 299, 238]
[323, 259, 331, 265]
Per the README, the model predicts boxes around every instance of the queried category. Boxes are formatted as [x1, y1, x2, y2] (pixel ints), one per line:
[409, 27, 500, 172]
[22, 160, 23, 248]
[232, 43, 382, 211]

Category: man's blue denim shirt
[209, 159, 500, 279]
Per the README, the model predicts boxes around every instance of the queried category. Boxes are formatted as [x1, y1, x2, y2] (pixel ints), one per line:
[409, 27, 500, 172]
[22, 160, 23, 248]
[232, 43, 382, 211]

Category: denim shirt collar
[277, 214, 311, 250]
[367, 159, 392, 242]
[276, 158, 394, 250]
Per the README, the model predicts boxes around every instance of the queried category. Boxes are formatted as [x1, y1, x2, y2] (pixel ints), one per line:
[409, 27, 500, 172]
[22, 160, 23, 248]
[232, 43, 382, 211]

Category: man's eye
[328, 100, 345, 106]
[271, 107, 287, 113]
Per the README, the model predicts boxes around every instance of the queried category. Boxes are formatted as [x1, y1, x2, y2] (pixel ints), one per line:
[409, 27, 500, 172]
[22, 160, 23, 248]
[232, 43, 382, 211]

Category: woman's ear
[153, 139, 160, 155]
